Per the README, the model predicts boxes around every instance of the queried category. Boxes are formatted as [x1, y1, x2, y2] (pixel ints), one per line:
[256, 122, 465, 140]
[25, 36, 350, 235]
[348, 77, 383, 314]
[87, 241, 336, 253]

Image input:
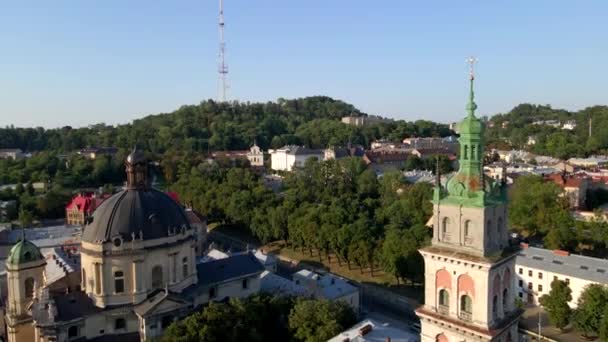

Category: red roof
[166, 191, 180, 203]
[65, 193, 107, 214]
[545, 173, 588, 188]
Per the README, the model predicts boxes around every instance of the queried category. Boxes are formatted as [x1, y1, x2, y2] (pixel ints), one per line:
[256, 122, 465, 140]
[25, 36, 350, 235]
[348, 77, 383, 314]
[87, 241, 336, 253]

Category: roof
[260, 270, 307, 296]
[364, 151, 410, 164]
[293, 269, 359, 300]
[195, 252, 265, 287]
[185, 209, 205, 225]
[82, 188, 191, 244]
[7, 237, 44, 266]
[75, 332, 140, 342]
[275, 145, 323, 156]
[44, 248, 81, 286]
[516, 246, 608, 284]
[134, 289, 190, 316]
[65, 193, 107, 213]
[328, 319, 418, 342]
[53, 291, 103, 321]
[545, 173, 589, 188]
[0, 149, 22, 153]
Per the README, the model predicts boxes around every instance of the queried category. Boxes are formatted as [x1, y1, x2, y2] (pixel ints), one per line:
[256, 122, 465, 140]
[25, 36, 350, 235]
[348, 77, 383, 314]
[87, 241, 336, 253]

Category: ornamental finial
[465, 56, 478, 117]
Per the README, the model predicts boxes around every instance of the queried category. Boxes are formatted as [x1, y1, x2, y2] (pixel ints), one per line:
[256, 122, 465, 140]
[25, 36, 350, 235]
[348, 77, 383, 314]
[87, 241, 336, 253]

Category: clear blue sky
[1, 1, 606, 128]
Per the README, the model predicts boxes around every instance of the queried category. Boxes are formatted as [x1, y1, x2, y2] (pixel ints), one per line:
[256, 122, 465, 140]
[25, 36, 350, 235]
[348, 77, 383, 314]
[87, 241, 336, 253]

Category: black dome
[82, 188, 191, 244]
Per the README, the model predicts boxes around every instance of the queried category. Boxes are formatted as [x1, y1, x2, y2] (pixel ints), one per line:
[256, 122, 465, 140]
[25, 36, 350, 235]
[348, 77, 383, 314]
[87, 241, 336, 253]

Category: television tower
[217, 0, 229, 102]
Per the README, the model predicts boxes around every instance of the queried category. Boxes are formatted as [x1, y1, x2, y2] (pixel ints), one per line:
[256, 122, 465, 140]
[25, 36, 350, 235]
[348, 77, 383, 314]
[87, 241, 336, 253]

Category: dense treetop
[0, 96, 449, 153]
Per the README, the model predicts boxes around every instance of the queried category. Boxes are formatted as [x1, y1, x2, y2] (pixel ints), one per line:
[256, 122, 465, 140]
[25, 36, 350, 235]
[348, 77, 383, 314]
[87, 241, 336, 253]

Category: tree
[573, 284, 608, 338]
[539, 279, 572, 331]
[288, 299, 356, 342]
[18, 209, 33, 229]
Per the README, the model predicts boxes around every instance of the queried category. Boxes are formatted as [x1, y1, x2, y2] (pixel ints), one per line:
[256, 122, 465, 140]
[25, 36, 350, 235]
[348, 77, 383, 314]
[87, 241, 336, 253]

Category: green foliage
[288, 299, 356, 342]
[508, 175, 574, 249]
[486, 104, 608, 158]
[573, 284, 608, 338]
[160, 295, 354, 342]
[539, 279, 572, 330]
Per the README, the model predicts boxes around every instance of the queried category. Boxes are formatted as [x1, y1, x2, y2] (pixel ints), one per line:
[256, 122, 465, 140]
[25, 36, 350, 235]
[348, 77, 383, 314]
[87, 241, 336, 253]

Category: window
[115, 318, 126, 330]
[581, 265, 589, 270]
[82, 268, 86, 291]
[442, 218, 449, 237]
[209, 286, 216, 299]
[528, 270, 533, 277]
[566, 278, 570, 285]
[492, 295, 498, 316]
[68, 326, 79, 339]
[528, 282, 533, 290]
[519, 280, 523, 287]
[24, 277, 34, 298]
[464, 145, 469, 160]
[439, 289, 449, 307]
[538, 284, 543, 292]
[182, 257, 188, 279]
[538, 272, 543, 279]
[519, 292, 523, 298]
[460, 295, 473, 319]
[464, 220, 472, 244]
[471, 145, 476, 160]
[152, 265, 163, 288]
[519, 268, 523, 275]
[161, 316, 173, 329]
[242, 278, 248, 289]
[114, 271, 124, 294]
[503, 288, 508, 311]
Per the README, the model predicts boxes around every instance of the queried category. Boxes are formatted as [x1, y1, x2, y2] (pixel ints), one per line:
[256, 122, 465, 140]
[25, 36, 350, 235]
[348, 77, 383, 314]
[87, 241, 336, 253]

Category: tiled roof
[516, 246, 608, 284]
[65, 193, 107, 213]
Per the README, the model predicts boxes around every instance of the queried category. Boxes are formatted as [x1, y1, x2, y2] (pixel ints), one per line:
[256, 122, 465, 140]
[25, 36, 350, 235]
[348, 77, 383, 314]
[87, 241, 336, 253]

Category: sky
[0, 1, 607, 128]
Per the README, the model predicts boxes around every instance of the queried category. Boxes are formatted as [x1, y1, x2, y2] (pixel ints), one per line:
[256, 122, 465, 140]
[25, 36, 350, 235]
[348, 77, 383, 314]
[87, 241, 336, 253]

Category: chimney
[520, 242, 529, 249]
[553, 250, 570, 257]
[358, 324, 373, 336]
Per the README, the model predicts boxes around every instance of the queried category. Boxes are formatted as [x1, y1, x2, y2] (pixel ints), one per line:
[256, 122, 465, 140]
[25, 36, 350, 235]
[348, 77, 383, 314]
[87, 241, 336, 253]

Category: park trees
[288, 299, 356, 342]
[539, 279, 572, 331]
[573, 284, 608, 339]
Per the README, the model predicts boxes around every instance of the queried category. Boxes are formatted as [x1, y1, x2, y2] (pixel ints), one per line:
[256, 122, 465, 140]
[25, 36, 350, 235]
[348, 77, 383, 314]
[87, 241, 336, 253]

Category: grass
[264, 241, 424, 304]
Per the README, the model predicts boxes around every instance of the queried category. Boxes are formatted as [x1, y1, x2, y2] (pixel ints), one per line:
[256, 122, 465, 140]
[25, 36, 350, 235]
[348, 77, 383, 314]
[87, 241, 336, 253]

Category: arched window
[492, 294, 498, 318]
[82, 268, 86, 291]
[152, 265, 163, 288]
[487, 219, 493, 240]
[503, 288, 509, 311]
[24, 251, 31, 262]
[464, 145, 469, 160]
[436, 333, 449, 342]
[442, 217, 450, 240]
[439, 289, 449, 307]
[24, 277, 35, 298]
[114, 271, 124, 293]
[464, 220, 472, 245]
[497, 217, 503, 241]
[471, 145, 476, 160]
[182, 257, 188, 279]
[68, 326, 79, 338]
[460, 295, 473, 320]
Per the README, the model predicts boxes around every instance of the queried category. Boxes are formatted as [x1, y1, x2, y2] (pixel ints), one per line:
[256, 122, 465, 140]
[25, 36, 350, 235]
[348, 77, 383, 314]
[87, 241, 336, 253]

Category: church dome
[82, 189, 191, 244]
[82, 151, 191, 244]
[458, 114, 483, 135]
[7, 238, 43, 266]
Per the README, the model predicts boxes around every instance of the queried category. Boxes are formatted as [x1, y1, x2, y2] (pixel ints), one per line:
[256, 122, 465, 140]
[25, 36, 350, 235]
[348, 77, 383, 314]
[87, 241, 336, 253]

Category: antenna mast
[218, 0, 228, 102]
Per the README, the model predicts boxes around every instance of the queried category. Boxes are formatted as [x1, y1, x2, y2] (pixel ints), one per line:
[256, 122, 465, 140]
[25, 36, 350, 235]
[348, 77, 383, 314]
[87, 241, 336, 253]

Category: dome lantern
[125, 147, 149, 189]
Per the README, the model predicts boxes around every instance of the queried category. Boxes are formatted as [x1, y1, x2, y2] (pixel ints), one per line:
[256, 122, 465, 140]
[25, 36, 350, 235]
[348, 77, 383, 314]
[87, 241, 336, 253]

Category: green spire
[465, 76, 477, 117]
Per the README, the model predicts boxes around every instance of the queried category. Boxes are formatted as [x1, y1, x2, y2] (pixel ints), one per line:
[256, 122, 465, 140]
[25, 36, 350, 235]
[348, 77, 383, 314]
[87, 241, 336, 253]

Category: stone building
[65, 193, 107, 226]
[416, 71, 521, 342]
[246, 142, 264, 167]
[5, 149, 264, 342]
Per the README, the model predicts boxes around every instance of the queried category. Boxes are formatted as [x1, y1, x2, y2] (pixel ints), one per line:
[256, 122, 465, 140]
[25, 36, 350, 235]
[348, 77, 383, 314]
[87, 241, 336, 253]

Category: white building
[0, 149, 24, 160]
[514, 246, 608, 307]
[269, 145, 324, 172]
[293, 269, 360, 313]
[562, 120, 577, 130]
[246, 142, 264, 167]
[328, 319, 419, 342]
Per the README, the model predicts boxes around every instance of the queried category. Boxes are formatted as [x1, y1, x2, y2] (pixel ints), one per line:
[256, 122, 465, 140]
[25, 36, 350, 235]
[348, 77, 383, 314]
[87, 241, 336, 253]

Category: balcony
[438, 305, 449, 315]
[459, 311, 472, 322]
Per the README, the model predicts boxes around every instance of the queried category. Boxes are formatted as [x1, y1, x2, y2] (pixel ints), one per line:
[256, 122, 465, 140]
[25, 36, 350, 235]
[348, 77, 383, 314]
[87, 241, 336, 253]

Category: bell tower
[416, 59, 521, 342]
[5, 234, 46, 342]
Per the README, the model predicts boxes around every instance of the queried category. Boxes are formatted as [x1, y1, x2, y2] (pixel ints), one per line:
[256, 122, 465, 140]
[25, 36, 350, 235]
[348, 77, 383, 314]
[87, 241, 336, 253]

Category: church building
[5, 149, 265, 342]
[416, 63, 522, 342]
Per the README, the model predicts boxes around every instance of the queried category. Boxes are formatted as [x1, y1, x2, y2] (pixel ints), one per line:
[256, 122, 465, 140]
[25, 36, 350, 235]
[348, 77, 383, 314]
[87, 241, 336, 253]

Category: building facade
[5, 149, 264, 342]
[246, 142, 264, 167]
[269, 145, 324, 172]
[514, 246, 608, 307]
[65, 193, 107, 226]
[416, 71, 521, 342]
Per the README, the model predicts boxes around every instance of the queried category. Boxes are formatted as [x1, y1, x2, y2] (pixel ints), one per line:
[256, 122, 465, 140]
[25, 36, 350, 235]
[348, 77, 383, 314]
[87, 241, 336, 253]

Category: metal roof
[516, 247, 608, 283]
[195, 252, 265, 287]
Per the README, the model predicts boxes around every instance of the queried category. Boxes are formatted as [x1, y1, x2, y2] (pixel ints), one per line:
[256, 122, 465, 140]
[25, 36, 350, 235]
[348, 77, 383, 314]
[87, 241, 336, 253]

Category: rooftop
[328, 319, 419, 342]
[516, 246, 608, 284]
[293, 269, 358, 300]
[195, 252, 265, 287]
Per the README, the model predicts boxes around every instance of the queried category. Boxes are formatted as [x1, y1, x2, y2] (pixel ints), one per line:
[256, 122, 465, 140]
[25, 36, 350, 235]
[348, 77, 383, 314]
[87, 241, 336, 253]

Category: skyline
[1, 1, 607, 128]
